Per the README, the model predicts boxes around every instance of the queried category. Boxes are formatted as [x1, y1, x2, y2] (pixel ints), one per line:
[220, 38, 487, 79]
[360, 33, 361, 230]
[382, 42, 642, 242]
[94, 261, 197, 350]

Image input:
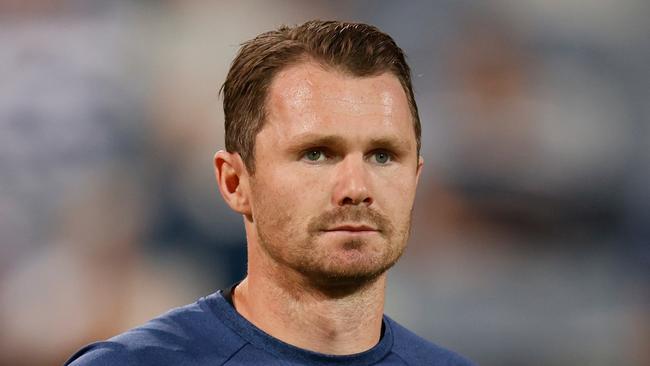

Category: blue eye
[303, 150, 325, 162]
[373, 151, 391, 164]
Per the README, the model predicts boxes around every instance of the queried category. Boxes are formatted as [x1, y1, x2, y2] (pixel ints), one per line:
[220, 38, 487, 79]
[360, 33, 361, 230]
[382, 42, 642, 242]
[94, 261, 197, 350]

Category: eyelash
[371, 150, 392, 164]
[300, 148, 331, 164]
[300, 149, 394, 165]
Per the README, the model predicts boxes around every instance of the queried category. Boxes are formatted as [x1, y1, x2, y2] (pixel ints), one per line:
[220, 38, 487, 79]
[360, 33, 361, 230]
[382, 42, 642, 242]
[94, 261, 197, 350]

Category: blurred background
[0, 0, 648, 365]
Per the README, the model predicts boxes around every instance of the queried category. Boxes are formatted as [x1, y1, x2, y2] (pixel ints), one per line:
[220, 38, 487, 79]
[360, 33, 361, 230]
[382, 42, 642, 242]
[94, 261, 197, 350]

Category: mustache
[308, 206, 392, 235]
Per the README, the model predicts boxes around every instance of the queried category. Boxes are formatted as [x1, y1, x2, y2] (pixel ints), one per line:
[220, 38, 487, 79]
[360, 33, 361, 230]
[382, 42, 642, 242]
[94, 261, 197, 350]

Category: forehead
[262, 62, 414, 147]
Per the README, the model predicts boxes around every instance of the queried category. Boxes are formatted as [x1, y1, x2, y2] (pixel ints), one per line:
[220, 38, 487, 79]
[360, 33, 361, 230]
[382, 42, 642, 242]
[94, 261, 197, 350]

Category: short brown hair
[221, 20, 420, 173]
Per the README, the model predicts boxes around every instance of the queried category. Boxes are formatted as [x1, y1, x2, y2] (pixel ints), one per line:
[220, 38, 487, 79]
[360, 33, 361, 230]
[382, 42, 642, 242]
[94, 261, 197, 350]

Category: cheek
[372, 169, 418, 213]
[276, 163, 333, 198]
[252, 167, 323, 226]
[252, 179, 290, 223]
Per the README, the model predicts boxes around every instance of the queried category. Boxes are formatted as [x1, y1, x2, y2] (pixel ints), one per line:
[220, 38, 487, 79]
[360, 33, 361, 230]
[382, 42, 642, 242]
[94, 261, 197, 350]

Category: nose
[332, 154, 373, 207]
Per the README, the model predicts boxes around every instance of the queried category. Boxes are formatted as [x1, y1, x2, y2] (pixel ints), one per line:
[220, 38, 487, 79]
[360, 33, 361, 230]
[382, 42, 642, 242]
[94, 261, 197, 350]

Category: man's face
[249, 62, 422, 286]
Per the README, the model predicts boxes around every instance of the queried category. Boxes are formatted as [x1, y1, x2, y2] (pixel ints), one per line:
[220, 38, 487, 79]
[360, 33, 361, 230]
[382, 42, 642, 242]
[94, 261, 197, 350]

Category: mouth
[323, 224, 379, 233]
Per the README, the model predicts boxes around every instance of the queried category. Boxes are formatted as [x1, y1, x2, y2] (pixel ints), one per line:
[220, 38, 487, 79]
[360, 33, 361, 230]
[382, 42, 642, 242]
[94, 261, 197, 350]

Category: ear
[415, 156, 424, 185]
[214, 150, 252, 216]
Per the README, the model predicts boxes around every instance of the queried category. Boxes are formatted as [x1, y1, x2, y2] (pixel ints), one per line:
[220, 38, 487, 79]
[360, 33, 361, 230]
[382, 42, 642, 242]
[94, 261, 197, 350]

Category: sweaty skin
[214, 61, 423, 355]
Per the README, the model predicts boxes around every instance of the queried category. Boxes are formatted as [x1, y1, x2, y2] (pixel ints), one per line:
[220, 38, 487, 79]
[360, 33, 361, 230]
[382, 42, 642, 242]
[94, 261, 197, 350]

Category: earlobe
[214, 150, 252, 216]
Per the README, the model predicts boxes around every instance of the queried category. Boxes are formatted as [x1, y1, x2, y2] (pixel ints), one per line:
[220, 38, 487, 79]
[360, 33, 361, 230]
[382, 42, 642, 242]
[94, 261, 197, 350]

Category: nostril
[341, 197, 354, 205]
[340, 196, 372, 206]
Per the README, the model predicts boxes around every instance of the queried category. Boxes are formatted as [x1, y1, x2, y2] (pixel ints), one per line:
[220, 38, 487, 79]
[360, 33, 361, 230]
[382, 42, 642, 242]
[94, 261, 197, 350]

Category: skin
[214, 61, 423, 355]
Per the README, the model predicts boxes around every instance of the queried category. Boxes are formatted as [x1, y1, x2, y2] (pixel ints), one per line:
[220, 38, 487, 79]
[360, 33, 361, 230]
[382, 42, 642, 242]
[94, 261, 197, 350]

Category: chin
[302, 262, 392, 292]
[299, 241, 404, 288]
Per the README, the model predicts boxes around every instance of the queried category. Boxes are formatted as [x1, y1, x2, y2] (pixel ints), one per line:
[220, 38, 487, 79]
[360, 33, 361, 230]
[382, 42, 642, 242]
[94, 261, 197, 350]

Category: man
[66, 20, 475, 365]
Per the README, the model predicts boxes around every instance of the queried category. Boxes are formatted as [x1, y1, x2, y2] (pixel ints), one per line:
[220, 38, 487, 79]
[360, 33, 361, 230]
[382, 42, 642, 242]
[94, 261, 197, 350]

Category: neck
[232, 239, 387, 355]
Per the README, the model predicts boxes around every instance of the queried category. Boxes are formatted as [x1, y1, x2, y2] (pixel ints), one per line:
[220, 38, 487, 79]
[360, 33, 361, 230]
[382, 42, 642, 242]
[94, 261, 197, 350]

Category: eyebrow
[286, 133, 412, 154]
[367, 137, 411, 154]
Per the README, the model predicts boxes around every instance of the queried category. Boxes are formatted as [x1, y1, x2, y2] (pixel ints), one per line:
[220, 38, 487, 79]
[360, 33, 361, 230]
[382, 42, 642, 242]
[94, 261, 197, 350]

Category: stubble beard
[256, 205, 412, 290]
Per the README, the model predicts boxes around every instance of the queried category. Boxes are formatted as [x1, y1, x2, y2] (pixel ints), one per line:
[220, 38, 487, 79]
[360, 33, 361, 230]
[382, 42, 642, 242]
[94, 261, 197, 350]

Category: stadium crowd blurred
[1, 1, 648, 365]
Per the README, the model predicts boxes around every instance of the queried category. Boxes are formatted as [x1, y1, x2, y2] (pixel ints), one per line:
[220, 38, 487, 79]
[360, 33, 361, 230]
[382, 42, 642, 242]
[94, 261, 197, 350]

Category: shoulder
[65, 293, 246, 366]
[385, 316, 477, 366]
[64, 341, 131, 366]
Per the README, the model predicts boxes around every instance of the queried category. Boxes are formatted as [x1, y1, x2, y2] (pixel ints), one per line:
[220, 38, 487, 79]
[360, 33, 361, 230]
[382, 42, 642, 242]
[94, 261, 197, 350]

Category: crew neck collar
[204, 290, 394, 366]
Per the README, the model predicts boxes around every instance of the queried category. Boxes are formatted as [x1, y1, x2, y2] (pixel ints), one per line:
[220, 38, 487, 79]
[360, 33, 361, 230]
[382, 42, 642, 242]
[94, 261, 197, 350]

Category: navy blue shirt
[65, 291, 475, 365]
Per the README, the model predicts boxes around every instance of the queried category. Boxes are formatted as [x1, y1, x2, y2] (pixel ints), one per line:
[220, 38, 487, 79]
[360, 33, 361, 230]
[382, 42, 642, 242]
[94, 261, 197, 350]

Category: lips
[324, 224, 378, 232]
